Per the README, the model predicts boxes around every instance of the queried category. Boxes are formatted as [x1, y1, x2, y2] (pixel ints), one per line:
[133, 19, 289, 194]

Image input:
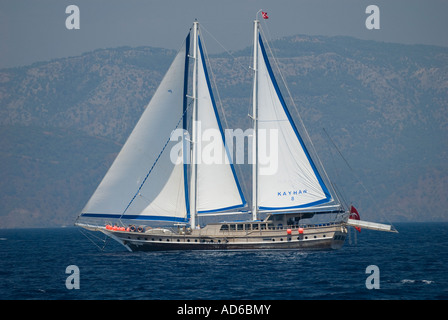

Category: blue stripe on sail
[183, 33, 191, 219]
[259, 198, 331, 211]
[197, 36, 247, 212]
[197, 204, 245, 214]
[81, 213, 189, 223]
[258, 34, 332, 207]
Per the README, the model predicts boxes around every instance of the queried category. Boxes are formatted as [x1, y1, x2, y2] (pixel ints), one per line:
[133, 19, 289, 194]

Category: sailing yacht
[75, 19, 396, 251]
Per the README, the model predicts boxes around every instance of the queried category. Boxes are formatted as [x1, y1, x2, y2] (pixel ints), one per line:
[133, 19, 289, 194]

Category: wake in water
[401, 279, 435, 285]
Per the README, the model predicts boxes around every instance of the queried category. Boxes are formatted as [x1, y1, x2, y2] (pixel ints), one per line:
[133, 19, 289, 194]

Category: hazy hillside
[0, 35, 447, 228]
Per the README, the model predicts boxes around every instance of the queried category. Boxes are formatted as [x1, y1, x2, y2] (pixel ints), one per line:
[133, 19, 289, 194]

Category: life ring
[137, 226, 144, 233]
[129, 225, 136, 232]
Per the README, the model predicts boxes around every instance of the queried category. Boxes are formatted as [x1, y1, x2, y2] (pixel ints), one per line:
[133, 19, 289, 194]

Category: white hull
[95, 221, 348, 252]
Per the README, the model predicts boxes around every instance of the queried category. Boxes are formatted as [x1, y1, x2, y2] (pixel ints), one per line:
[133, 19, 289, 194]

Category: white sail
[139, 151, 187, 220]
[256, 34, 332, 211]
[81, 34, 191, 222]
[195, 36, 246, 213]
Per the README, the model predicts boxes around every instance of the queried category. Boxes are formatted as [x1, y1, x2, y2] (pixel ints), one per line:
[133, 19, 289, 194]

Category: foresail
[81, 34, 191, 222]
[256, 34, 332, 211]
[195, 36, 246, 213]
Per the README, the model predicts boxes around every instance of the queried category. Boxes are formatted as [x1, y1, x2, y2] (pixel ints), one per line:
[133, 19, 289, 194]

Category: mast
[252, 19, 259, 221]
[190, 21, 199, 229]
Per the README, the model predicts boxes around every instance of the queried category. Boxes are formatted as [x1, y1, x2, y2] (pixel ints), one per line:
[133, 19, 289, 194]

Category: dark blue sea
[0, 223, 447, 301]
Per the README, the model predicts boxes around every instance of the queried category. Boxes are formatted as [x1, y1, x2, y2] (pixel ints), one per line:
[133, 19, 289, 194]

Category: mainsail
[255, 32, 332, 211]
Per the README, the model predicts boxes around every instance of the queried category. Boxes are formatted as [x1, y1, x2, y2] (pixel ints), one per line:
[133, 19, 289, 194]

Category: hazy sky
[1, 0, 447, 68]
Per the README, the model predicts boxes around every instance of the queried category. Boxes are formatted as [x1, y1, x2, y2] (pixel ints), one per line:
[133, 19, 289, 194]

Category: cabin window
[220, 225, 229, 231]
[260, 224, 267, 230]
[245, 224, 251, 230]
[230, 224, 236, 231]
[253, 224, 259, 230]
[237, 224, 243, 231]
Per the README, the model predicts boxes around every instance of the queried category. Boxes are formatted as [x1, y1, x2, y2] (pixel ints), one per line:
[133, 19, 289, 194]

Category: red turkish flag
[349, 205, 361, 232]
[262, 11, 269, 19]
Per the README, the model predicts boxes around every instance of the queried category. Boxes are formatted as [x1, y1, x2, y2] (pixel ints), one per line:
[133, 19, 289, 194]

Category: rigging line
[77, 227, 108, 252]
[323, 127, 356, 173]
[322, 126, 368, 203]
[326, 137, 348, 209]
[322, 127, 396, 227]
[199, 22, 252, 76]
[120, 102, 192, 218]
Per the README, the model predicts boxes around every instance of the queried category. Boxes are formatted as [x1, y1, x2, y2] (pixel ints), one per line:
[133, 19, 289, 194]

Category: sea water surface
[0, 223, 447, 300]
